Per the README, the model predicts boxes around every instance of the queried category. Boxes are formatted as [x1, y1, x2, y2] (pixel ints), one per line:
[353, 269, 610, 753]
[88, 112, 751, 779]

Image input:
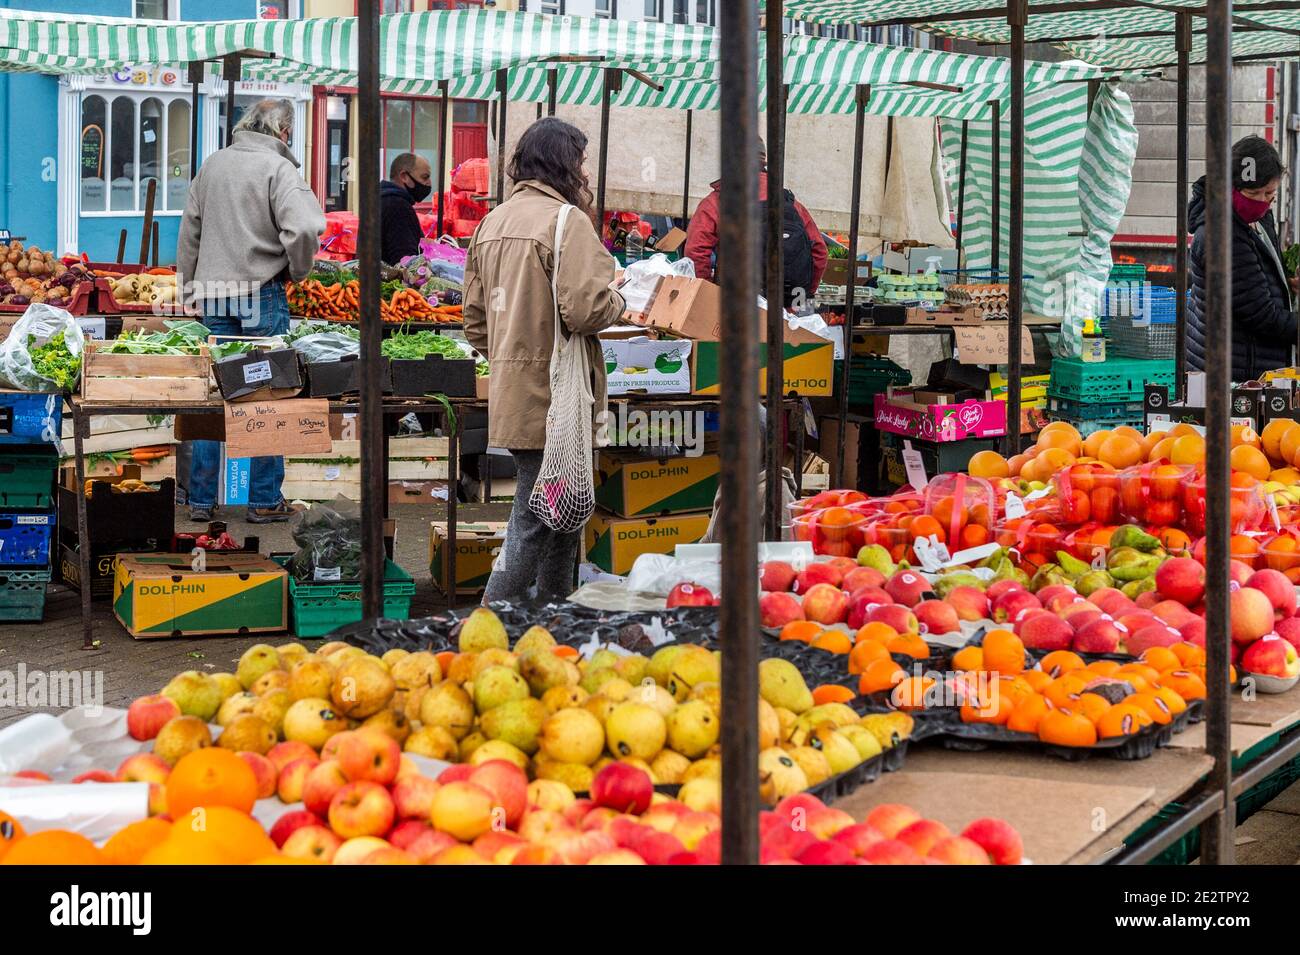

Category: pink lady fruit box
[873, 389, 1007, 443]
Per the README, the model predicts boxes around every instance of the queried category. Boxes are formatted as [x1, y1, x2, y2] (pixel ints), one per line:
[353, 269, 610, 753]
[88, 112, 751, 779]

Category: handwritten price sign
[223, 399, 332, 459]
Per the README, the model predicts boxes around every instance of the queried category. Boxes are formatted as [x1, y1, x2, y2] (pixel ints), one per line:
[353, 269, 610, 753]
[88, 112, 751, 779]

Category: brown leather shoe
[246, 500, 297, 524]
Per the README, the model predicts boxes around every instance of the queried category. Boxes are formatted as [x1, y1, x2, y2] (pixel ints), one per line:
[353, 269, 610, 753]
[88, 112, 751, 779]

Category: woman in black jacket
[1187, 136, 1297, 380]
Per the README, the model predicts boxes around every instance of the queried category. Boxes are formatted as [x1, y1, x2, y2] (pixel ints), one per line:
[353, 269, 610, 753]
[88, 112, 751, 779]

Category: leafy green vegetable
[1284, 243, 1300, 278]
[285, 321, 359, 344]
[27, 334, 81, 390]
[105, 320, 210, 355]
[210, 340, 275, 362]
[381, 327, 472, 361]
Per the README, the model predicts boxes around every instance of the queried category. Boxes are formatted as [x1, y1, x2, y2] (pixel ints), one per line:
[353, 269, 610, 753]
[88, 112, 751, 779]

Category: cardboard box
[429, 520, 507, 595]
[654, 226, 687, 253]
[594, 451, 720, 518]
[59, 539, 159, 600]
[881, 245, 960, 274]
[602, 336, 693, 395]
[476, 374, 490, 400]
[584, 510, 711, 575]
[389, 479, 450, 504]
[640, 275, 723, 341]
[691, 340, 834, 396]
[211, 346, 303, 402]
[112, 552, 288, 638]
[873, 389, 1007, 442]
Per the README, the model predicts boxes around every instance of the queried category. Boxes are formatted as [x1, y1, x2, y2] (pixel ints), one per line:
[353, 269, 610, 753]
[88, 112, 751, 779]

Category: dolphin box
[601, 334, 693, 396]
[112, 552, 287, 639]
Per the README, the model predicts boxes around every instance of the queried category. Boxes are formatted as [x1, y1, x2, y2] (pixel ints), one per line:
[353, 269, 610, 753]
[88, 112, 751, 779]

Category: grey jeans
[482, 450, 582, 604]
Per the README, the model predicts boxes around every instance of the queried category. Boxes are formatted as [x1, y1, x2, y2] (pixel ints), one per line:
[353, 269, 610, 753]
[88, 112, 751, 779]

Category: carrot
[147, 268, 174, 276]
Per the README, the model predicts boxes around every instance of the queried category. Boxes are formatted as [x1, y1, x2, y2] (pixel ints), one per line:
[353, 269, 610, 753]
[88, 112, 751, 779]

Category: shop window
[539, 0, 564, 13]
[672, 0, 687, 24]
[381, 97, 444, 183]
[595, 0, 616, 17]
[644, 0, 662, 21]
[453, 100, 487, 124]
[134, 0, 174, 18]
[695, 0, 714, 25]
[80, 91, 191, 215]
[257, 0, 301, 18]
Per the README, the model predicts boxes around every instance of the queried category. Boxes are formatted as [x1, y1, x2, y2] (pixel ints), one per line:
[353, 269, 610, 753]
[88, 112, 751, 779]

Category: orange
[959, 524, 990, 548]
[1230, 535, 1260, 561]
[1159, 669, 1207, 701]
[1022, 669, 1053, 692]
[1006, 693, 1052, 734]
[960, 691, 1013, 725]
[1084, 659, 1122, 677]
[1043, 682, 1083, 711]
[1082, 429, 1112, 459]
[1118, 662, 1162, 685]
[1098, 434, 1142, 469]
[1148, 436, 1176, 463]
[982, 629, 1025, 675]
[891, 674, 936, 711]
[1007, 453, 1031, 477]
[101, 817, 172, 865]
[1097, 702, 1152, 738]
[1262, 418, 1300, 463]
[1039, 650, 1086, 678]
[1158, 527, 1192, 553]
[1170, 433, 1206, 466]
[1140, 430, 1168, 459]
[1230, 423, 1261, 449]
[931, 497, 968, 531]
[1230, 470, 1260, 490]
[1139, 646, 1181, 673]
[0, 810, 25, 863]
[1, 829, 101, 865]
[858, 658, 906, 695]
[996, 674, 1037, 707]
[811, 684, 857, 705]
[909, 515, 945, 542]
[1271, 466, 1300, 484]
[1168, 422, 1199, 439]
[810, 630, 852, 655]
[551, 646, 579, 660]
[166, 806, 276, 864]
[887, 632, 931, 659]
[952, 646, 985, 672]
[969, 450, 1010, 479]
[1037, 446, 1077, 473]
[848, 638, 890, 674]
[1037, 708, 1098, 747]
[780, 620, 823, 643]
[1126, 690, 1174, 725]
[1037, 428, 1082, 457]
[1074, 692, 1113, 724]
[1039, 421, 1082, 443]
[854, 621, 899, 645]
[165, 748, 259, 819]
[1170, 641, 1206, 667]
[1281, 425, 1300, 469]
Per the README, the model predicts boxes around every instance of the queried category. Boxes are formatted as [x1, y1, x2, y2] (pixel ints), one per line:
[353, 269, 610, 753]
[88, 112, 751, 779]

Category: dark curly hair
[508, 117, 595, 219]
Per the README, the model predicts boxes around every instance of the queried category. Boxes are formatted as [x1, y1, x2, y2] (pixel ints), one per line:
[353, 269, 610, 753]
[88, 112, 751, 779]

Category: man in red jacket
[684, 139, 828, 307]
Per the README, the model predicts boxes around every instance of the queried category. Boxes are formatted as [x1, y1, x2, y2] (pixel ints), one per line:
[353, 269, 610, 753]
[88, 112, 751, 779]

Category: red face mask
[1233, 190, 1272, 224]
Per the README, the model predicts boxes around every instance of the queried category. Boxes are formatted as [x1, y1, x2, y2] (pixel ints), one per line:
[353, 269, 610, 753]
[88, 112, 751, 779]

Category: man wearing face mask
[380, 152, 433, 265]
[1187, 135, 1296, 380]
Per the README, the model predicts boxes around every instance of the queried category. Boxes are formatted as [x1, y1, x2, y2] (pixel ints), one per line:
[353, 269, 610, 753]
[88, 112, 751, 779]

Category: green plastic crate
[0, 568, 50, 622]
[1049, 357, 1176, 403]
[836, 355, 911, 406]
[0, 448, 58, 510]
[1108, 263, 1147, 281]
[287, 559, 415, 638]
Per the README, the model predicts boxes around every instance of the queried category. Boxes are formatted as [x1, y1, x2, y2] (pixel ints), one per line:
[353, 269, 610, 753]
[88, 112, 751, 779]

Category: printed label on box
[314, 566, 342, 582]
[243, 360, 273, 385]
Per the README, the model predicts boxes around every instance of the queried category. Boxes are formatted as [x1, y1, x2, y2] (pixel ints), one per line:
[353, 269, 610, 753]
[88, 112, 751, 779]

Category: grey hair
[233, 98, 295, 140]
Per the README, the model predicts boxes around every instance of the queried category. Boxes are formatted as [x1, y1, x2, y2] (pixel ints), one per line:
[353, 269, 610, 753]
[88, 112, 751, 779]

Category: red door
[452, 123, 488, 169]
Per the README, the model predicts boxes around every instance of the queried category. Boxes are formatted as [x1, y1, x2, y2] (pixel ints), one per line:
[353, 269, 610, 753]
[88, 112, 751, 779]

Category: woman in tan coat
[464, 118, 626, 603]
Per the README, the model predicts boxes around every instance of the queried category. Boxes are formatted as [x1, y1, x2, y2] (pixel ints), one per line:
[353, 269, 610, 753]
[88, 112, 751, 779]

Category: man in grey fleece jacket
[176, 98, 325, 524]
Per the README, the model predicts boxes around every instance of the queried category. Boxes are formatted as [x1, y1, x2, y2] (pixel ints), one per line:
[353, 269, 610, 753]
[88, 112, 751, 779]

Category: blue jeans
[188, 282, 291, 510]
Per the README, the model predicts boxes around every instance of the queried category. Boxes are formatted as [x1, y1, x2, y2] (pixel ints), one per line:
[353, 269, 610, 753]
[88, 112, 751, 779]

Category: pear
[161, 671, 223, 722]
[580, 666, 624, 696]
[317, 641, 349, 657]
[390, 651, 442, 691]
[535, 759, 595, 794]
[469, 739, 528, 772]
[812, 724, 862, 774]
[513, 625, 557, 655]
[217, 713, 277, 755]
[153, 715, 212, 766]
[473, 666, 530, 713]
[1109, 525, 1162, 553]
[458, 730, 488, 762]
[458, 607, 509, 652]
[758, 699, 781, 750]
[471, 648, 519, 679]
[404, 725, 459, 760]
[380, 648, 409, 668]
[665, 700, 719, 758]
[679, 777, 721, 813]
[650, 749, 692, 785]
[1122, 575, 1158, 599]
[604, 702, 667, 761]
[1056, 550, 1093, 579]
[1076, 569, 1115, 597]
[1029, 563, 1070, 592]
[758, 658, 814, 714]
[933, 571, 985, 598]
[587, 648, 620, 671]
[836, 724, 884, 762]
[419, 683, 476, 740]
[276, 643, 310, 668]
[859, 712, 913, 750]
[540, 685, 589, 715]
[210, 673, 243, 702]
[250, 669, 291, 696]
[446, 652, 479, 686]
[253, 689, 292, 735]
[481, 697, 547, 755]
[758, 748, 809, 805]
[799, 703, 859, 728]
[593, 677, 635, 702]
[330, 657, 396, 719]
[562, 660, 582, 685]
[236, 644, 282, 690]
[520, 649, 572, 696]
[775, 706, 799, 741]
[403, 686, 430, 723]
[584, 695, 619, 726]
[785, 745, 833, 785]
[362, 708, 411, 746]
[682, 757, 720, 783]
[539, 707, 606, 765]
[288, 658, 335, 701]
[856, 543, 895, 574]
[631, 681, 678, 717]
[666, 645, 720, 701]
[282, 698, 348, 750]
[647, 645, 689, 688]
[613, 655, 649, 685]
[689, 681, 722, 717]
[216, 691, 259, 727]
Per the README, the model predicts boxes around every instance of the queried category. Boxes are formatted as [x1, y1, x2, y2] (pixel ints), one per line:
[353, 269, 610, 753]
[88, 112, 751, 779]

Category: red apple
[269, 809, 323, 848]
[1229, 560, 1255, 586]
[846, 587, 893, 629]
[1155, 556, 1205, 606]
[276, 757, 318, 804]
[914, 599, 960, 637]
[895, 818, 951, 855]
[864, 803, 922, 838]
[993, 589, 1041, 624]
[563, 798, 596, 827]
[1135, 591, 1160, 610]
[473, 829, 527, 862]
[796, 841, 857, 865]
[1150, 599, 1197, 627]
[1246, 569, 1298, 620]
[1241, 634, 1300, 678]
[1073, 618, 1123, 654]
[590, 762, 653, 815]
[961, 817, 1023, 865]
[547, 829, 619, 865]
[946, 585, 990, 622]
[266, 740, 318, 773]
[1017, 612, 1074, 652]
[867, 603, 919, 635]
[402, 825, 460, 863]
[666, 582, 714, 607]
[1035, 584, 1077, 610]
[928, 835, 992, 864]
[437, 764, 477, 785]
[628, 829, 687, 865]
[800, 583, 850, 625]
[72, 770, 116, 784]
[391, 773, 441, 820]
[469, 760, 529, 830]
[334, 729, 402, 786]
[831, 823, 886, 856]
[794, 562, 843, 593]
[1230, 586, 1276, 645]
[1116, 610, 1158, 636]
[806, 807, 856, 840]
[884, 570, 933, 607]
[825, 556, 860, 579]
[1126, 623, 1184, 656]
[1178, 617, 1207, 647]
[1090, 587, 1135, 616]
[760, 592, 805, 628]
[841, 566, 886, 594]
[986, 579, 1025, 602]
[1065, 609, 1105, 634]
[126, 694, 182, 741]
[302, 760, 349, 818]
[774, 792, 827, 819]
[328, 780, 395, 840]
[280, 825, 342, 863]
[861, 838, 925, 864]
[115, 752, 171, 785]
[760, 560, 798, 593]
[238, 751, 278, 799]
[1275, 616, 1300, 652]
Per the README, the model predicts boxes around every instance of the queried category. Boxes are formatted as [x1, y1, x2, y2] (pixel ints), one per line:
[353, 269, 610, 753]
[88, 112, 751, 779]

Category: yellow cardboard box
[113, 552, 287, 639]
[429, 520, 507, 594]
[584, 509, 711, 575]
[594, 451, 720, 518]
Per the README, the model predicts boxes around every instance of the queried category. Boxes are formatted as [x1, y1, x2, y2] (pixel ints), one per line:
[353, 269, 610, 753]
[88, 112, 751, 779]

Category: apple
[1116, 610, 1158, 635]
[961, 817, 1023, 865]
[276, 757, 318, 804]
[73, 770, 116, 784]
[985, 579, 1025, 602]
[1135, 591, 1160, 610]
[693, 828, 722, 865]
[831, 823, 886, 856]
[332, 836, 392, 866]
[1017, 612, 1074, 652]
[328, 780, 396, 840]
[806, 807, 856, 840]
[638, 802, 690, 834]
[884, 570, 932, 607]
[437, 764, 477, 785]
[1155, 556, 1205, 606]
[401, 826, 460, 863]
[518, 809, 575, 844]
[563, 798, 596, 827]
[239, 751, 278, 799]
[360, 847, 418, 865]
[580, 806, 621, 831]
[895, 818, 951, 855]
[432, 844, 494, 865]
[268, 809, 323, 848]
[510, 844, 564, 865]
[867, 603, 918, 636]
[1065, 609, 1105, 634]
[672, 811, 721, 851]
[1090, 587, 1135, 616]
[430, 781, 497, 841]
[1230, 586, 1276, 645]
[760, 592, 805, 629]
[301, 760, 349, 818]
[1178, 617, 1207, 647]
[864, 803, 922, 838]
[1150, 600, 1197, 627]
[928, 835, 991, 864]
[774, 792, 827, 819]
[846, 588, 893, 629]
[914, 600, 960, 637]
[126, 694, 182, 741]
[630, 829, 688, 865]
[334, 729, 402, 786]
[861, 838, 925, 864]
[115, 752, 171, 785]
[993, 589, 1041, 624]
[760, 561, 798, 593]
[391, 773, 441, 820]
[1246, 569, 1299, 620]
[591, 762, 654, 815]
[796, 841, 856, 865]
[1275, 616, 1300, 652]
[1036, 584, 1077, 610]
[525, 779, 576, 813]
[1126, 623, 1184, 656]
[1073, 618, 1123, 654]
[1229, 560, 1255, 586]
[280, 825, 343, 863]
[794, 563, 843, 593]
[841, 566, 886, 594]
[666, 582, 715, 608]
[945, 585, 990, 621]
[800, 583, 850, 625]
[1241, 634, 1300, 679]
[473, 830, 527, 862]
[589, 848, 649, 865]
[266, 740, 317, 773]
[388, 818, 434, 850]
[469, 760, 529, 830]
[546, 829, 619, 865]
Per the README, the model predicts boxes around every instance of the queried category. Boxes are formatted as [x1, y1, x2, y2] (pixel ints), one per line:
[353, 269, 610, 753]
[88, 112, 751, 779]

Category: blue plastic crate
[1100, 284, 1178, 325]
[0, 393, 61, 446]
[0, 510, 55, 569]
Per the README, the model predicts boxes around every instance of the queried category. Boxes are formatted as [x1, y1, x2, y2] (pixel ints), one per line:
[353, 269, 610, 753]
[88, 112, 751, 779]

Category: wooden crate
[81, 341, 211, 402]
[61, 454, 177, 485]
[282, 437, 449, 501]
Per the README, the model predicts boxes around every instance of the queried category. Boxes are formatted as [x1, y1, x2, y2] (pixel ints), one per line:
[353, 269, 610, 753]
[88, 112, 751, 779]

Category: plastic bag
[289, 332, 361, 363]
[418, 238, 468, 268]
[624, 553, 722, 596]
[618, 253, 695, 314]
[0, 302, 85, 391]
[285, 497, 363, 583]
